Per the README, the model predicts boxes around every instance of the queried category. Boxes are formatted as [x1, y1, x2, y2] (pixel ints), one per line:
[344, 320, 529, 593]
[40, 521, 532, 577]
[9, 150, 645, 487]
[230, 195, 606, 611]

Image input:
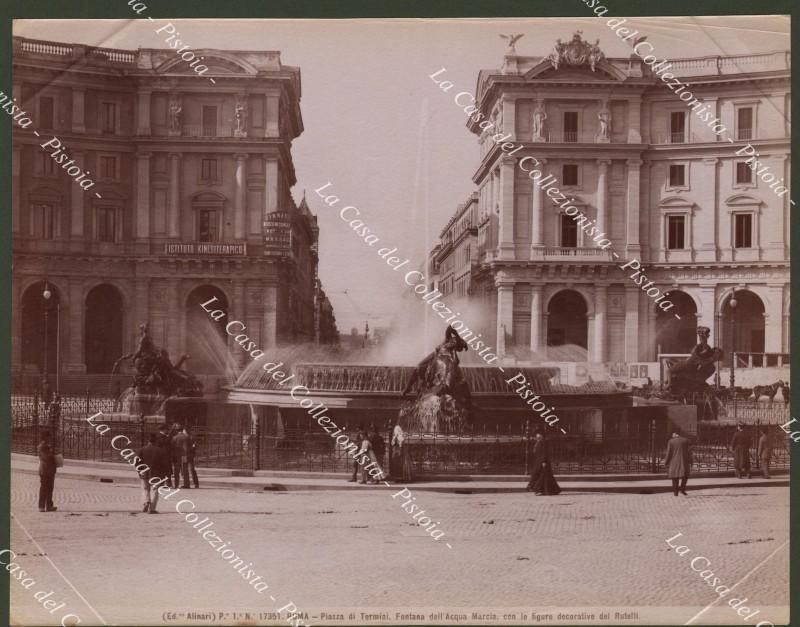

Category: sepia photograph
[3, 5, 793, 627]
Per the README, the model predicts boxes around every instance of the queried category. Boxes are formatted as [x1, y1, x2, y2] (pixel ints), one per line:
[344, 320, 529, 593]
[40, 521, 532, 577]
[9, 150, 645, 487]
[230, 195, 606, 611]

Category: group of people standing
[348, 426, 386, 484]
[36, 422, 200, 515]
[138, 423, 200, 513]
[345, 424, 415, 484]
[663, 423, 774, 496]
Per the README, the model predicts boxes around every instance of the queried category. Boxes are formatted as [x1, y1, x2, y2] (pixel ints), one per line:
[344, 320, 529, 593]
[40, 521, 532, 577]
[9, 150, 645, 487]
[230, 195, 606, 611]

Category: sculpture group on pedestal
[113, 323, 202, 401]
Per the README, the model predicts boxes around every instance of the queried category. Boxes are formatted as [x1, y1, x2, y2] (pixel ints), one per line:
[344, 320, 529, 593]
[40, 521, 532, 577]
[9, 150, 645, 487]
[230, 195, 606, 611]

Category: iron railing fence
[11, 395, 790, 475]
[718, 401, 790, 424]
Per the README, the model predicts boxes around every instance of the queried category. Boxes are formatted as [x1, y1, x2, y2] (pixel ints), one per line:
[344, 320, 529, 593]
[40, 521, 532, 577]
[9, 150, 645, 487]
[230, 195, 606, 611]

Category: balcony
[181, 125, 236, 138]
[653, 132, 702, 145]
[736, 128, 753, 140]
[537, 247, 614, 261]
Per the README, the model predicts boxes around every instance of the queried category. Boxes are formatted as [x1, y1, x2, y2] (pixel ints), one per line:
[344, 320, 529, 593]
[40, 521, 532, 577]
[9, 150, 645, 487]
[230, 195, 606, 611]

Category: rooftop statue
[547, 31, 606, 72]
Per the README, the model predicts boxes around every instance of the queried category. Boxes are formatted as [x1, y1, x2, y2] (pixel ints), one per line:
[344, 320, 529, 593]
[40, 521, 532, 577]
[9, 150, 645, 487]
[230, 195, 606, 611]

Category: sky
[14, 15, 790, 332]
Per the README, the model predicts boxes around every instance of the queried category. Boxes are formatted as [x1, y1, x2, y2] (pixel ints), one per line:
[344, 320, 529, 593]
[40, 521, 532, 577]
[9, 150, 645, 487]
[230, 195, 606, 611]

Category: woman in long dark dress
[526, 430, 561, 495]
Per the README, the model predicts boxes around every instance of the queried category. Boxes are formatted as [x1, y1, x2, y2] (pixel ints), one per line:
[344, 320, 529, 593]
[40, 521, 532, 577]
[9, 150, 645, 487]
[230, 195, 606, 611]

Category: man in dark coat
[348, 425, 365, 482]
[185, 425, 199, 488]
[526, 430, 560, 495]
[172, 426, 191, 488]
[369, 426, 386, 474]
[138, 433, 171, 513]
[168, 423, 184, 488]
[665, 430, 692, 496]
[757, 427, 773, 479]
[37, 430, 58, 512]
[730, 423, 752, 479]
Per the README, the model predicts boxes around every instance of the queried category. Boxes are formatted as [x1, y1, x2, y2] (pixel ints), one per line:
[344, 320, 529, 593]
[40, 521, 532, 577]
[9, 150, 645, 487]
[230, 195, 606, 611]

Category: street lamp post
[729, 291, 738, 421]
[42, 282, 51, 403]
[42, 282, 61, 400]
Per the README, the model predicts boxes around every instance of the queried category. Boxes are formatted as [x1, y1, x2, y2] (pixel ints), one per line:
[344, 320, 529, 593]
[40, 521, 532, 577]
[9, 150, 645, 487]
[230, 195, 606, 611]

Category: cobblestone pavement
[9, 472, 789, 626]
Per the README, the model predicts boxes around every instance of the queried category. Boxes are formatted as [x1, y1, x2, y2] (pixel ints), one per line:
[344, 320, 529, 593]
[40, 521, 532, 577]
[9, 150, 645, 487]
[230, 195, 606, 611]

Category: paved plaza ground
[9, 472, 790, 626]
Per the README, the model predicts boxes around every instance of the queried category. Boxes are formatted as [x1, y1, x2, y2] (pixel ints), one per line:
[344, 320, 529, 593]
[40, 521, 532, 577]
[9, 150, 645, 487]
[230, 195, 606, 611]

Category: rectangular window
[734, 213, 753, 248]
[32, 204, 55, 240]
[561, 214, 578, 248]
[97, 207, 116, 242]
[101, 102, 117, 134]
[669, 164, 685, 187]
[562, 164, 579, 186]
[39, 152, 55, 176]
[737, 107, 753, 140]
[563, 112, 578, 142]
[100, 156, 117, 179]
[202, 106, 217, 136]
[201, 158, 218, 181]
[670, 112, 685, 143]
[39, 97, 54, 130]
[667, 215, 685, 250]
[198, 209, 218, 242]
[736, 162, 753, 184]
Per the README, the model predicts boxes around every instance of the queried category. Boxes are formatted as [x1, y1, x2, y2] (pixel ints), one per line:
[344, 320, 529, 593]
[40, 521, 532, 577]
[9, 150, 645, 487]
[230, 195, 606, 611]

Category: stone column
[136, 89, 152, 136]
[764, 285, 784, 353]
[261, 284, 278, 348]
[71, 88, 86, 134]
[165, 279, 181, 360]
[495, 281, 514, 358]
[625, 159, 642, 257]
[696, 287, 717, 344]
[136, 152, 151, 239]
[234, 153, 248, 239]
[624, 287, 640, 362]
[593, 285, 607, 363]
[646, 305, 658, 361]
[11, 280, 23, 371]
[168, 153, 181, 238]
[596, 159, 610, 235]
[501, 95, 516, 141]
[627, 97, 642, 143]
[497, 159, 515, 259]
[70, 150, 84, 238]
[65, 279, 85, 373]
[132, 279, 150, 352]
[530, 284, 542, 354]
[530, 158, 546, 254]
[232, 280, 247, 368]
[12, 146, 21, 233]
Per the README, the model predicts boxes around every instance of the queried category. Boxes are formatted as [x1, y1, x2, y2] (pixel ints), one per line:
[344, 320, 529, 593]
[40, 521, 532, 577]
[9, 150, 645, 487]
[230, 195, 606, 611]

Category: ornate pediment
[547, 31, 605, 72]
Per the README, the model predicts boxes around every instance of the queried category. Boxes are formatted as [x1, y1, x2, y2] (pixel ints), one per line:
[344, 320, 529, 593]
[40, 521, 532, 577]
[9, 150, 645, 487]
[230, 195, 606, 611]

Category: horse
[752, 380, 784, 402]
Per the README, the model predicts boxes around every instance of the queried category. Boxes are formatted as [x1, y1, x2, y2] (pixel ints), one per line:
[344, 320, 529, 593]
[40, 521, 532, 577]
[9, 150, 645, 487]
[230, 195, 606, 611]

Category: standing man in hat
[37, 430, 58, 512]
[757, 426, 772, 479]
[730, 423, 752, 479]
[664, 429, 692, 496]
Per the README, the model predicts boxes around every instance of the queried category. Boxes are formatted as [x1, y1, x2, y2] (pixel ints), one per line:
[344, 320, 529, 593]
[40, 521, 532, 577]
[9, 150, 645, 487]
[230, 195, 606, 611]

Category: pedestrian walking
[138, 433, 171, 513]
[730, 423, 752, 479]
[359, 430, 386, 484]
[664, 430, 692, 496]
[369, 426, 386, 473]
[526, 430, 560, 495]
[37, 430, 58, 512]
[185, 425, 200, 488]
[172, 425, 191, 488]
[757, 427, 773, 479]
[390, 424, 414, 483]
[347, 425, 364, 483]
[169, 423, 183, 488]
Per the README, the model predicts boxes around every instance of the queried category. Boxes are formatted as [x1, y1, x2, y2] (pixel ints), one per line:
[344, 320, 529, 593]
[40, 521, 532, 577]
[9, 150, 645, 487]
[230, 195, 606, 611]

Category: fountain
[110, 322, 203, 421]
